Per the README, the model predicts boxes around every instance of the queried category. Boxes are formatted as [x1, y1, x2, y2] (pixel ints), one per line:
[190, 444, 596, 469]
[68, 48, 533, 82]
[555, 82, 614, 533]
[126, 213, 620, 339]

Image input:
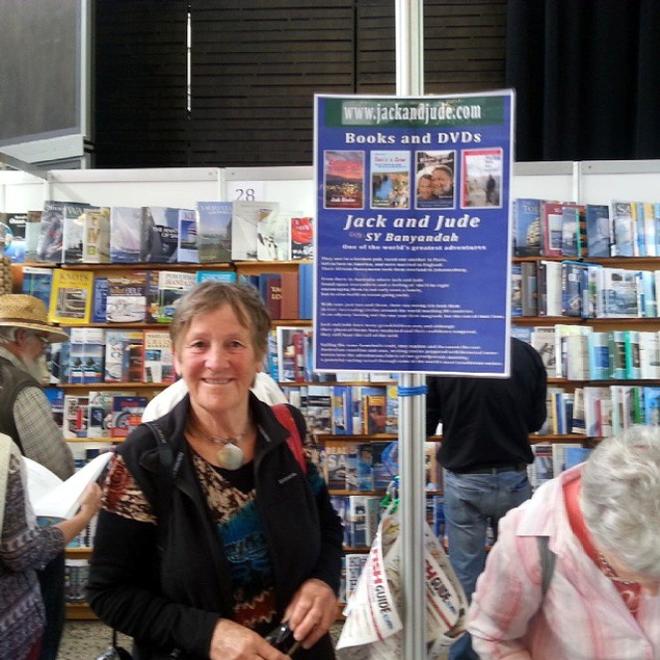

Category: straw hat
[0, 294, 69, 342]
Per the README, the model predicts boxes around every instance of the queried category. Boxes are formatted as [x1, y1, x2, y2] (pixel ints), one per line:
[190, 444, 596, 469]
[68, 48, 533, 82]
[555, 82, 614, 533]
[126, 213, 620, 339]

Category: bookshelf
[512, 220, 660, 478]
[3, 161, 660, 620]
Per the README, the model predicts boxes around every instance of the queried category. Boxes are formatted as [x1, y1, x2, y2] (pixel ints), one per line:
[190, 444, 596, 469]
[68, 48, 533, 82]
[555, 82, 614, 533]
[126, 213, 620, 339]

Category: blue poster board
[314, 92, 514, 375]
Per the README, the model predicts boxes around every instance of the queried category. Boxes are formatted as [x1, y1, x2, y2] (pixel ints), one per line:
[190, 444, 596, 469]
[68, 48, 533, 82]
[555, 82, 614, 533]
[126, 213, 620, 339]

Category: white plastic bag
[337, 505, 467, 659]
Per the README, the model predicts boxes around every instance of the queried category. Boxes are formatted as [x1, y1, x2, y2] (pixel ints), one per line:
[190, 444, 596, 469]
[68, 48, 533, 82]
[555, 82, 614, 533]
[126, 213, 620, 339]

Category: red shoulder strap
[272, 403, 307, 474]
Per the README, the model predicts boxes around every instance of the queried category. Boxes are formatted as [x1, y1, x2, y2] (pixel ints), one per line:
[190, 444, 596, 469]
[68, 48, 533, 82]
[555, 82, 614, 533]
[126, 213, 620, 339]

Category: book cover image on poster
[323, 150, 364, 209]
[290, 216, 313, 260]
[461, 148, 503, 208]
[197, 201, 232, 262]
[370, 151, 410, 209]
[414, 150, 455, 209]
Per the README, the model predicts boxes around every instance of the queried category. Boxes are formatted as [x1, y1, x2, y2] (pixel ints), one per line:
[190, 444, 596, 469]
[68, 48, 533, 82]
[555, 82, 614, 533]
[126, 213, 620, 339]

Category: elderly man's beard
[22, 354, 51, 386]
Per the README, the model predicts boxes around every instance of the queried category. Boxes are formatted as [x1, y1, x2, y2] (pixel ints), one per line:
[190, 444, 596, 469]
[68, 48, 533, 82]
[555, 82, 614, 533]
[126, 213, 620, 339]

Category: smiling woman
[87, 282, 343, 660]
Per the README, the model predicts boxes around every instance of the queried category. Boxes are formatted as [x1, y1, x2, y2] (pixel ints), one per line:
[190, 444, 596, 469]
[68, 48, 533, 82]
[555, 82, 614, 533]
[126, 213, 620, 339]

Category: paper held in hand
[23, 452, 112, 519]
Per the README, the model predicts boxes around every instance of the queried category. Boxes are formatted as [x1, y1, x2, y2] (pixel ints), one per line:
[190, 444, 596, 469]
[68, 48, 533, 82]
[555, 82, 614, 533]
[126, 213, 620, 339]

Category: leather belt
[463, 463, 528, 474]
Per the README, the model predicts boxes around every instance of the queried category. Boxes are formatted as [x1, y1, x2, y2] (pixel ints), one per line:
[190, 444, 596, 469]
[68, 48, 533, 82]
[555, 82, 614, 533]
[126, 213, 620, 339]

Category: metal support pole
[395, 2, 426, 659]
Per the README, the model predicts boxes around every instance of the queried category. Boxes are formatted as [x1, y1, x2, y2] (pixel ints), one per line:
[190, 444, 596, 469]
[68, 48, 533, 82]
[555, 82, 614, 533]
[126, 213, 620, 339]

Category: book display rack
[2, 161, 659, 619]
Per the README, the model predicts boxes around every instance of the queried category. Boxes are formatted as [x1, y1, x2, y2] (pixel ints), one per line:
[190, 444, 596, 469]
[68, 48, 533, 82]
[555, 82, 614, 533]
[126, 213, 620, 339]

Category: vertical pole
[394, 2, 426, 659]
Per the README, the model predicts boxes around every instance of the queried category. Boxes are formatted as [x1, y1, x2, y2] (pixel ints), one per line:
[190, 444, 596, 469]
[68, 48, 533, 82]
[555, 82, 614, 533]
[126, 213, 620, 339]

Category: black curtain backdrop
[506, 0, 660, 161]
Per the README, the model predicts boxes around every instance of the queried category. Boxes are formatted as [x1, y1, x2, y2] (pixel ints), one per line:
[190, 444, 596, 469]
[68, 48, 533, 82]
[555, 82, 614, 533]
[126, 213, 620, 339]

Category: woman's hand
[79, 483, 103, 519]
[55, 483, 103, 544]
[283, 578, 339, 650]
[209, 619, 288, 660]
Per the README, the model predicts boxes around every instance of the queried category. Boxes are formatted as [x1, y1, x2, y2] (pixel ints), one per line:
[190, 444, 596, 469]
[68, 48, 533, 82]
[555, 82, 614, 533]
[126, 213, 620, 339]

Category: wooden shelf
[316, 434, 398, 442]
[548, 377, 660, 385]
[25, 260, 310, 271]
[59, 262, 233, 271]
[512, 256, 659, 267]
[66, 547, 93, 555]
[329, 489, 386, 496]
[62, 322, 173, 329]
[280, 380, 395, 387]
[65, 603, 97, 620]
[514, 315, 659, 325]
[59, 382, 166, 390]
[65, 437, 124, 443]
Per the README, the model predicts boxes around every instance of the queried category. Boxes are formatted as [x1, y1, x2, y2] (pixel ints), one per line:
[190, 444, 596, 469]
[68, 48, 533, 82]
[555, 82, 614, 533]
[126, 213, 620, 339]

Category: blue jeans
[445, 469, 531, 660]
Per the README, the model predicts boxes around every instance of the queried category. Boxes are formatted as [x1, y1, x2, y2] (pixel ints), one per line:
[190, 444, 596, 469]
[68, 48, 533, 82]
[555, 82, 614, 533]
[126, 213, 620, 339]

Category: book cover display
[104, 330, 144, 383]
[62, 203, 92, 264]
[1, 212, 28, 263]
[290, 216, 313, 260]
[106, 272, 151, 323]
[36, 201, 66, 263]
[143, 330, 176, 384]
[257, 211, 290, 261]
[196, 201, 232, 262]
[232, 201, 279, 261]
[82, 208, 111, 263]
[110, 207, 145, 263]
[177, 209, 198, 262]
[414, 150, 455, 209]
[370, 151, 410, 209]
[142, 206, 182, 263]
[48, 269, 94, 325]
[148, 271, 196, 323]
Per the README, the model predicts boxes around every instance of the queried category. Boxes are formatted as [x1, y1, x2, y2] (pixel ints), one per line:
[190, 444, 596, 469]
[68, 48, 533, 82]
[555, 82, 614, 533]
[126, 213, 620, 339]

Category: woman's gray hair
[169, 281, 271, 359]
[581, 425, 660, 578]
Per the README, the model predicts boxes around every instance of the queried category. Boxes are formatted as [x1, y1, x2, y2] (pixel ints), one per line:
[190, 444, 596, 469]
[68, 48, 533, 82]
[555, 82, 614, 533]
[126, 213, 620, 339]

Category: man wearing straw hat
[0, 293, 74, 660]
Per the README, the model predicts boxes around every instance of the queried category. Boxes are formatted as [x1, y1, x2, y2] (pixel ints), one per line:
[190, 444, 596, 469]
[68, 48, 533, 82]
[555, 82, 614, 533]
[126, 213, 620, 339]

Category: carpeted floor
[59, 621, 131, 659]
[58, 621, 348, 659]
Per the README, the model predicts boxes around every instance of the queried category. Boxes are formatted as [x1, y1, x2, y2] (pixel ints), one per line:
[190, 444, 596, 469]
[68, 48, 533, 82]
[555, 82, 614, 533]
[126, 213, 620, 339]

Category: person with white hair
[0, 294, 75, 660]
[467, 425, 660, 659]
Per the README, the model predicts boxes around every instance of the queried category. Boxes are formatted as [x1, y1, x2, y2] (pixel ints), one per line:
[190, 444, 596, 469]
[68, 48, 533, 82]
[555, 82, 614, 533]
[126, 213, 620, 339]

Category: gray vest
[0, 355, 42, 453]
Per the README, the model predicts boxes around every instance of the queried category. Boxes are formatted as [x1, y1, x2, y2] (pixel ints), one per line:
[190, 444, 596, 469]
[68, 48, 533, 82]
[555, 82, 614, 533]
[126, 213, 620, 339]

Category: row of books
[266, 326, 397, 386]
[337, 494, 446, 605]
[511, 260, 660, 318]
[323, 440, 442, 492]
[23, 265, 313, 326]
[539, 385, 660, 437]
[64, 558, 90, 603]
[1, 200, 313, 265]
[284, 384, 398, 436]
[528, 443, 593, 489]
[515, 325, 660, 381]
[46, 388, 148, 439]
[330, 495, 381, 548]
[513, 198, 660, 258]
[46, 329, 175, 385]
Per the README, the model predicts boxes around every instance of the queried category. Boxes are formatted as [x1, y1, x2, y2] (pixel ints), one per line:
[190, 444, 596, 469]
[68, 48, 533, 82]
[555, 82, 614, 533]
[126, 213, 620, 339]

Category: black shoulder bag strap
[141, 421, 182, 660]
[143, 421, 176, 537]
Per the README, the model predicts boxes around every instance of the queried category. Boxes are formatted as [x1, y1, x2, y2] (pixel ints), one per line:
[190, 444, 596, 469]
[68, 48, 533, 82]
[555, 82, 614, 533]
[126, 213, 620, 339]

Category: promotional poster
[314, 92, 514, 375]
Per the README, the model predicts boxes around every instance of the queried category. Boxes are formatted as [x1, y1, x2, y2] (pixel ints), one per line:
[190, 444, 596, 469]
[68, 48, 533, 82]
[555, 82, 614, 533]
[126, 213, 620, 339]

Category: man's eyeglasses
[30, 333, 50, 347]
